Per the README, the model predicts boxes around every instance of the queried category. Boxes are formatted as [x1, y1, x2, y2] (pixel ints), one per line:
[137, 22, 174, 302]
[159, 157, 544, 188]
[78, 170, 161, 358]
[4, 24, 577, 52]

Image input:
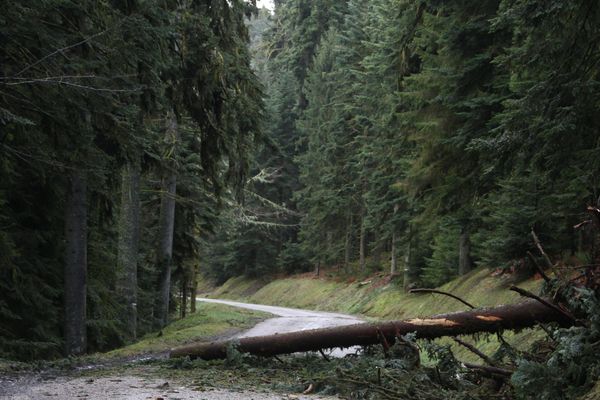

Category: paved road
[197, 298, 365, 356]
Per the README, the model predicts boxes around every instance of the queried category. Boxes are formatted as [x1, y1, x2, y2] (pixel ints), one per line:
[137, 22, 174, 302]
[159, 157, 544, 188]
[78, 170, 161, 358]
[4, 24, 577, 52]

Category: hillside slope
[209, 267, 541, 319]
[207, 268, 544, 359]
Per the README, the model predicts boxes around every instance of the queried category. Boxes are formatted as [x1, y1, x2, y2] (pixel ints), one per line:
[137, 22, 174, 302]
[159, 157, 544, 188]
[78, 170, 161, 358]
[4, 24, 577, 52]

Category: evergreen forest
[2, 2, 600, 396]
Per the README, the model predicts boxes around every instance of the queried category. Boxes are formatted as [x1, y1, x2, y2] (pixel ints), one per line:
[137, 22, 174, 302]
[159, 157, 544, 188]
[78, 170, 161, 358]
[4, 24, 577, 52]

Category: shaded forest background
[1, 0, 600, 360]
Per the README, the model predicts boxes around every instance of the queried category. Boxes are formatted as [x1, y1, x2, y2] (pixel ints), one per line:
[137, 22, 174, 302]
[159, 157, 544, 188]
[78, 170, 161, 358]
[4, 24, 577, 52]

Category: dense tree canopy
[1, 0, 600, 361]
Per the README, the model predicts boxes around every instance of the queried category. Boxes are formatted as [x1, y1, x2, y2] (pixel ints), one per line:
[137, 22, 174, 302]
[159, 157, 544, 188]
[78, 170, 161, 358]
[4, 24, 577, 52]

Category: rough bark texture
[459, 229, 472, 275]
[344, 213, 352, 272]
[155, 112, 178, 328]
[170, 298, 571, 360]
[391, 232, 398, 274]
[391, 204, 399, 274]
[64, 172, 87, 356]
[359, 213, 366, 272]
[403, 225, 414, 291]
[190, 265, 197, 314]
[116, 161, 141, 341]
[181, 279, 188, 319]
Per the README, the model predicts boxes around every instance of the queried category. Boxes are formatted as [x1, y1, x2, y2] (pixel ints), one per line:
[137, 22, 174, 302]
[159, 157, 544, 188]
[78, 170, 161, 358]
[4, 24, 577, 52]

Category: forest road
[197, 297, 364, 357]
[0, 300, 360, 400]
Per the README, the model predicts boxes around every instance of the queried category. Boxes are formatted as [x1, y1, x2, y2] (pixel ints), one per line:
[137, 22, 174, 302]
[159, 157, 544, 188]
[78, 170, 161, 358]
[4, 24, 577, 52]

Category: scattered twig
[527, 251, 551, 283]
[409, 288, 475, 309]
[318, 349, 330, 362]
[463, 362, 514, 378]
[273, 355, 284, 363]
[531, 229, 554, 269]
[509, 285, 577, 324]
[453, 338, 497, 367]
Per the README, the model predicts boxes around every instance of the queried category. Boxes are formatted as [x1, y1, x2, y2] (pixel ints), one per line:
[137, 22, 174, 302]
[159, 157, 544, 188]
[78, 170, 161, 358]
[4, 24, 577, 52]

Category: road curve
[197, 298, 364, 356]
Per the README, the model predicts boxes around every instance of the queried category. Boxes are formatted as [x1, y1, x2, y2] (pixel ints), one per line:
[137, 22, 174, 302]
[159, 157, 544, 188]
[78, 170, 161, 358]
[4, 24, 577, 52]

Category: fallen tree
[170, 298, 573, 360]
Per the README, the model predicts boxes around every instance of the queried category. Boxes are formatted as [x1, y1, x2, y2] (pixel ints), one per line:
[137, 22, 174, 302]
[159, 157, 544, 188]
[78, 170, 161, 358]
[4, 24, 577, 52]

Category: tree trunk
[359, 212, 366, 272]
[64, 171, 87, 356]
[459, 228, 472, 276]
[170, 298, 572, 360]
[155, 112, 178, 328]
[116, 161, 141, 341]
[391, 233, 398, 275]
[315, 260, 320, 277]
[403, 224, 414, 291]
[391, 204, 399, 274]
[344, 213, 352, 273]
[190, 265, 197, 314]
[181, 277, 188, 319]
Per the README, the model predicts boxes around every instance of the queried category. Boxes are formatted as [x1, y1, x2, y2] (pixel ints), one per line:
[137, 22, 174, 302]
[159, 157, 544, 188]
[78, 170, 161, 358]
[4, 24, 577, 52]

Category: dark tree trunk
[344, 213, 352, 272]
[171, 298, 572, 360]
[116, 161, 141, 341]
[391, 204, 399, 274]
[190, 265, 197, 313]
[64, 171, 87, 356]
[359, 212, 366, 272]
[459, 228, 472, 276]
[403, 225, 414, 291]
[155, 112, 178, 328]
[181, 278, 188, 319]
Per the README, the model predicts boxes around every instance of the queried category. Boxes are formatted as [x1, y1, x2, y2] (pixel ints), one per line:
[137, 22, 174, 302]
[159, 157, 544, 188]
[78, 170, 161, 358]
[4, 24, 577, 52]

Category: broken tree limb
[170, 299, 573, 360]
[409, 288, 475, 309]
[509, 285, 577, 325]
[531, 229, 554, 269]
[463, 363, 514, 378]
[453, 338, 497, 367]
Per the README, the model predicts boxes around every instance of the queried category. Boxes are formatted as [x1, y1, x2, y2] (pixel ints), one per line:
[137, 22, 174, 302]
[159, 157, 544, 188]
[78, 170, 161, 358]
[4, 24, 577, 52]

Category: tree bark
[64, 171, 87, 356]
[403, 224, 414, 291]
[170, 298, 572, 360]
[155, 112, 178, 328]
[391, 204, 399, 275]
[459, 228, 472, 275]
[181, 277, 188, 319]
[190, 265, 197, 314]
[359, 212, 366, 272]
[116, 161, 141, 341]
[344, 213, 352, 272]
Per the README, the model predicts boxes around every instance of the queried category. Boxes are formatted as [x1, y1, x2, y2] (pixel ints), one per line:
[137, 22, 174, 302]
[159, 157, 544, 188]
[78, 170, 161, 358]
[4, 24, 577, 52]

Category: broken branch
[409, 288, 475, 309]
[463, 362, 514, 378]
[509, 285, 576, 324]
[453, 338, 497, 367]
[531, 229, 554, 269]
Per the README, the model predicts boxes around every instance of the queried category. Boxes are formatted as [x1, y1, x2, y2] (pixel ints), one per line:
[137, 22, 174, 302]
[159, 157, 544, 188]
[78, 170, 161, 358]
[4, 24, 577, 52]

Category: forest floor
[0, 302, 347, 400]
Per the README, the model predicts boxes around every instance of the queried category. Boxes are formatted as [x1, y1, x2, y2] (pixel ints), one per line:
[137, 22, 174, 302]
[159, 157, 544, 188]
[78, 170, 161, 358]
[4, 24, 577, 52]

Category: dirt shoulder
[1, 374, 338, 400]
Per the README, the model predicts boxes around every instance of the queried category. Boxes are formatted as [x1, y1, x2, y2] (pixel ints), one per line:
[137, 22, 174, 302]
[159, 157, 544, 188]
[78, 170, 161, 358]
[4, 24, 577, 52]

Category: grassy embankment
[105, 303, 270, 358]
[206, 267, 544, 360]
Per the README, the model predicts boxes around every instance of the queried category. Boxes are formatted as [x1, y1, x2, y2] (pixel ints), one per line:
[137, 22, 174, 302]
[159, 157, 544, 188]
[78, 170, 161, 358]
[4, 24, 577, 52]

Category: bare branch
[409, 288, 475, 309]
[531, 229, 553, 268]
[453, 338, 497, 366]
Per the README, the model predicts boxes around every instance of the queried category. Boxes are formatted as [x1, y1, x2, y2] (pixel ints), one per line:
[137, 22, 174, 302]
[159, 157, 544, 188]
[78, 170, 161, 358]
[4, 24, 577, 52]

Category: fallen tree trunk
[170, 299, 572, 360]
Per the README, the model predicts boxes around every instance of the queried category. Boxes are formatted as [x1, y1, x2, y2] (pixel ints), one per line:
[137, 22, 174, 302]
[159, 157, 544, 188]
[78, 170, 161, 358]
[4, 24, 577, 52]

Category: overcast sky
[257, 0, 274, 10]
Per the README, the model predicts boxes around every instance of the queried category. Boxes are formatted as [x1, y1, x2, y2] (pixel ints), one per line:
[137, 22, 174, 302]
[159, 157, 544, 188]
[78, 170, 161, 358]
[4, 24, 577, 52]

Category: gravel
[1, 375, 339, 400]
